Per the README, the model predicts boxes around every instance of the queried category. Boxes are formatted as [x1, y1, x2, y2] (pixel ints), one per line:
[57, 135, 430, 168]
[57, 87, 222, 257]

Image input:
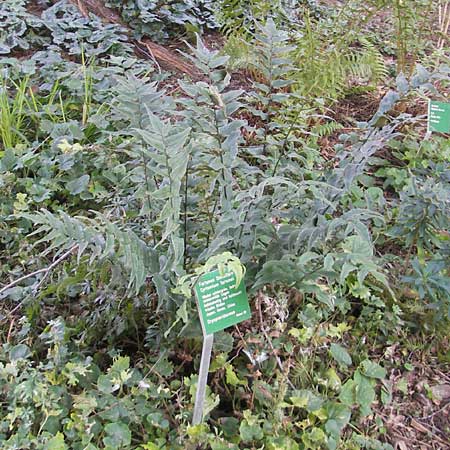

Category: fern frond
[291, 12, 389, 100]
[221, 34, 254, 71]
[312, 120, 344, 137]
[346, 39, 389, 87]
[23, 210, 151, 293]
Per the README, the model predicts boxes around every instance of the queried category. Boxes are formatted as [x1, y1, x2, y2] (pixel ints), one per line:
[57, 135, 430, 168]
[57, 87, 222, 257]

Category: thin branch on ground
[418, 401, 450, 420]
[0, 245, 78, 298]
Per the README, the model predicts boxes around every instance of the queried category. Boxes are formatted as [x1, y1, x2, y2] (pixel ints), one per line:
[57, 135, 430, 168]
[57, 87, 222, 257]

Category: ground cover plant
[0, 0, 449, 449]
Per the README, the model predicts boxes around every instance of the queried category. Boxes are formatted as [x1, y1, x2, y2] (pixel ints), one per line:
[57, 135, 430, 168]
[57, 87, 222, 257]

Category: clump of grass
[0, 76, 29, 150]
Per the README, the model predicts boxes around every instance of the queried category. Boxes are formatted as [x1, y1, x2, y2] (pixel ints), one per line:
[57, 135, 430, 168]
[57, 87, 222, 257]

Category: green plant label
[195, 269, 251, 335]
[428, 100, 450, 133]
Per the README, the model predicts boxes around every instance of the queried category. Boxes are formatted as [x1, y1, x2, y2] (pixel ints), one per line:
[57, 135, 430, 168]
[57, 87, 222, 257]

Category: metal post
[192, 333, 214, 425]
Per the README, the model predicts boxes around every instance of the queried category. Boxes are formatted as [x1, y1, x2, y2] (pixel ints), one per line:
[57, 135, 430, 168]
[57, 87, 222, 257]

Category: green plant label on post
[195, 269, 251, 335]
[428, 100, 450, 133]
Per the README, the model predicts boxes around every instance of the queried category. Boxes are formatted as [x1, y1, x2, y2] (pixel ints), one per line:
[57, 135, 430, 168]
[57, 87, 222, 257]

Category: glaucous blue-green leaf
[9, 343, 31, 362]
[103, 422, 131, 448]
[66, 175, 90, 195]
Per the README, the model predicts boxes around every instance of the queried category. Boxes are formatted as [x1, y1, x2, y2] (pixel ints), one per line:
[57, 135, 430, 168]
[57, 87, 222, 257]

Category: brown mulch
[26, 0, 47, 16]
[332, 90, 383, 125]
[373, 341, 450, 449]
[314, 90, 382, 159]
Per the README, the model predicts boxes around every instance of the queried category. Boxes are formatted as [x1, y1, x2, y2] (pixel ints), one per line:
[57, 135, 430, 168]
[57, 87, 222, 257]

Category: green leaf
[289, 396, 308, 409]
[220, 416, 240, 439]
[240, 420, 263, 442]
[141, 444, 159, 450]
[103, 422, 132, 448]
[267, 437, 300, 450]
[339, 379, 356, 406]
[361, 360, 386, 379]
[330, 343, 352, 367]
[141, 442, 161, 450]
[44, 432, 68, 450]
[147, 412, 169, 429]
[302, 428, 326, 448]
[355, 371, 375, 416]
[9, 344, 31, 361]
[326, 368, 342, 391]
[324, 402, 351, 438]
[97, 374, 115, 394]
[290, 389, 324, 412]
[66, 174, 90, 195]
[109, 356, 130, 375]
[225, 363, 247, 387]
[214, 331, 234, 354]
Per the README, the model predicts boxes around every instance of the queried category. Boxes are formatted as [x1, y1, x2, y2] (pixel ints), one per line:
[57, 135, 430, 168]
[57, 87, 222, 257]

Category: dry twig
[0, 246, 78, 316]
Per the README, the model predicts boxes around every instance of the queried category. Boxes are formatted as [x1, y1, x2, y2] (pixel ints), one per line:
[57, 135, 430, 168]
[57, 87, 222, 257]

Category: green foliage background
[0, 0, 449, 449]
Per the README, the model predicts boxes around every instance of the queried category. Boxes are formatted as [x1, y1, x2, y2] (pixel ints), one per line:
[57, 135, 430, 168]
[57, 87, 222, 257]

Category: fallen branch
[418, 401, 450, 420]
[0, 246, 78, 297]
[68, 0, 197, 76]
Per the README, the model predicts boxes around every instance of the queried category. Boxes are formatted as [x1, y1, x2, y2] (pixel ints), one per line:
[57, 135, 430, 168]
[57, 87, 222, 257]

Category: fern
[291, 12, 388, 100]
[23, 210, 152, 293]
[311, 120, 344, 138]
[222, 11, 388, 102]
[221, 34, 254, 72]
[216, 0, 272, 38]
[346, 39, 388, 90]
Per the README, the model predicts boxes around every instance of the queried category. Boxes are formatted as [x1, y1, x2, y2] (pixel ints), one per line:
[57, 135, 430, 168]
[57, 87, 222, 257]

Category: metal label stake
[192, 268, 251, 425]
[192, 333, 214, 425]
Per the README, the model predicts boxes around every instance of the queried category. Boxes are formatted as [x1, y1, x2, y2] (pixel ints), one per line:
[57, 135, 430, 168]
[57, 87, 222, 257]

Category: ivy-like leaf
[330, 343, 352, 367]
[103, 422, 132, 449]
[66, 175, 90, 195]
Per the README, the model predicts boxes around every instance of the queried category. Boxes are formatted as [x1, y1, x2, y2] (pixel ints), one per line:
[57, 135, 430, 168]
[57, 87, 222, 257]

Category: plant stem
[183, 161, 189, 270]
